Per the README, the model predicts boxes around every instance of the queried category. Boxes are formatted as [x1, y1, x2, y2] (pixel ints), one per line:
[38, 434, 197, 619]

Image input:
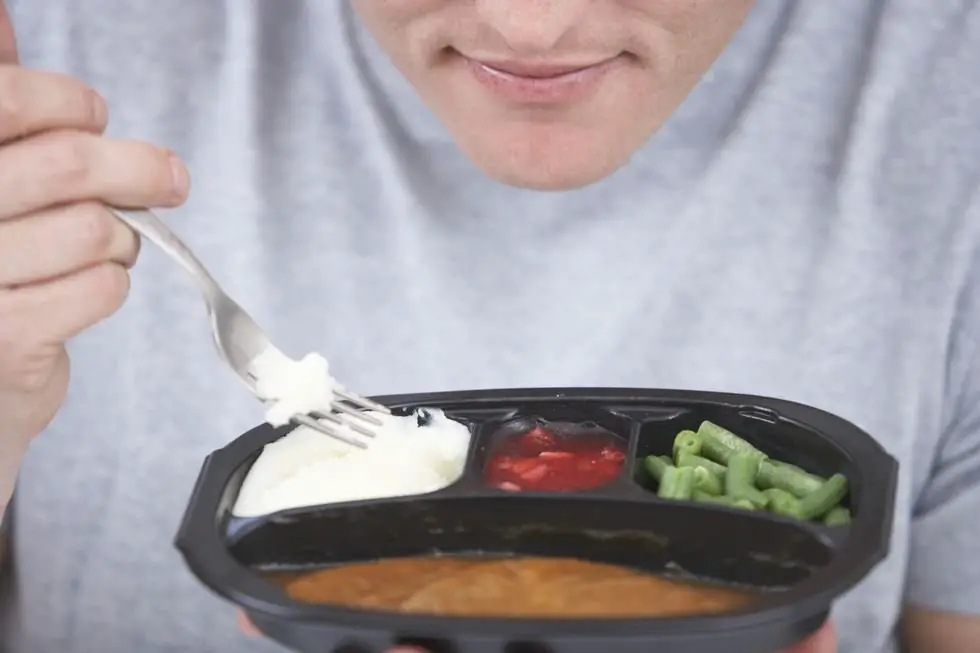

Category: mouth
[474, 58, 617, 79]
[457, 52, 626, 105]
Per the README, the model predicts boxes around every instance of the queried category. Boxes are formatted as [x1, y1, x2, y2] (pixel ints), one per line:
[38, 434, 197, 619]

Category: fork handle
[112, 208, 221, 297]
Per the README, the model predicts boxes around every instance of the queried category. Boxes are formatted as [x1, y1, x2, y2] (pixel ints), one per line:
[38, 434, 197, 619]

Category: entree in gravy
[270, 556, 753, 618]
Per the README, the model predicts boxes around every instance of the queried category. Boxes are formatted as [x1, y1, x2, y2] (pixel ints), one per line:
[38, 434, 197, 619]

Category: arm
[900, 320, 980, 652]
[896, 4, 980, 647]
[900, 237, 980, 653]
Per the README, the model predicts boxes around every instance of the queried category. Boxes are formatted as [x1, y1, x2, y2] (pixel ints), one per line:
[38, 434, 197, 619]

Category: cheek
[348, 0, 451, 38]
[622, 0, 758, 32]
[349, 0, 437, 22]
[349, 0, 458, 74]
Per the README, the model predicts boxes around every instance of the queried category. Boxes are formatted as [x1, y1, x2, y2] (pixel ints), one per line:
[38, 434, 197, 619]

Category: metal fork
[111, 208, 389, 448]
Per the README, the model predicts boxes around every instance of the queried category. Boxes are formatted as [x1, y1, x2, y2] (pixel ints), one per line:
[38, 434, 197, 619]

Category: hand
[240, 612, 836, 652]
[0, 2, 189, 501]
[387, 624, 835, 653]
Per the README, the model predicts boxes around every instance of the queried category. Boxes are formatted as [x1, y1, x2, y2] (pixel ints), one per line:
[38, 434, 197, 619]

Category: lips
[476, 60, 603, 79]
[461, 53, 624, 105]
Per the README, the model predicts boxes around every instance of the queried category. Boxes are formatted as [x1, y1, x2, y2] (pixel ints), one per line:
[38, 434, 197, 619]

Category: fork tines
[290, 389, 391, 448]
[333, 388, 391, 415]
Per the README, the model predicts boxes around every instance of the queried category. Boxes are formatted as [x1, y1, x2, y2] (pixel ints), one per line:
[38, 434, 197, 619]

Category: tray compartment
[229, 495, 834, 590]
[469, 404, 633, 494]
[220, 407, 484, 529]
[631, 404, 857, 517]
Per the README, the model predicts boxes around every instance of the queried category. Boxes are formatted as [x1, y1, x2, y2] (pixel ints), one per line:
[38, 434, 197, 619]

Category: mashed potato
[232, 408, 471, 517]
[249, 349, 336, 427]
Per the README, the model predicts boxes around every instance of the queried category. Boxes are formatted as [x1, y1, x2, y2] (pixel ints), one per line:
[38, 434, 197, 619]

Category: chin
[448, 119, 640, 191]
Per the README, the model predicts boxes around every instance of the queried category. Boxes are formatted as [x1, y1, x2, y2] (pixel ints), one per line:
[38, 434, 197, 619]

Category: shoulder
[840, 0, 980, 319]
[869, 0, 979, 216]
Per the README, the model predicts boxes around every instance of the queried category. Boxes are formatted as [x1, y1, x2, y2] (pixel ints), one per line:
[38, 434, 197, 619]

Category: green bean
[823, 506, 852, 526]
[672, 430, 703, 459]
[762, 488, 804, 519]
[692, 466, 724, 495]
[725, 452, 758, 487]
[693, 491, 756, 511]
[758, 460, 824, 498]
[799, 473, 849, 520]
[675, 451, 727, 479]
[663, 424, 851, 524]
[693, 489, 722, 502]
[772, 460, 818, 475]
[658, 466, 695, 500]
[673, 450, 724, 495]
[697, 421, 766, 464]
[725, 452, 769, 509]
[643, 455, 672, 483]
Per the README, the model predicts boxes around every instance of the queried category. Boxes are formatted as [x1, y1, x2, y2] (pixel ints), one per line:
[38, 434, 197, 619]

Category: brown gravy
[269, 556, 753, 618]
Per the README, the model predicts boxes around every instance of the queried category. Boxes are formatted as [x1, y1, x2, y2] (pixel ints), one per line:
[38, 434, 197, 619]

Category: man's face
[351, 0, 756, 190]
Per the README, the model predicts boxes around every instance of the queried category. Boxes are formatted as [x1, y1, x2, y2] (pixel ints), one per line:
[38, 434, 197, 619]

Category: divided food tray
[176, 388, 898, 653]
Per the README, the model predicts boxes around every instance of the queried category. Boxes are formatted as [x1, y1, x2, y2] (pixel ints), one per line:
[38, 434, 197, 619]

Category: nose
[474, 0, 593, 54]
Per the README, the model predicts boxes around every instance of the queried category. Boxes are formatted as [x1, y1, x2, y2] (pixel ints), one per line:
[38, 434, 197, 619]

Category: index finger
[0, 65, 106, 143]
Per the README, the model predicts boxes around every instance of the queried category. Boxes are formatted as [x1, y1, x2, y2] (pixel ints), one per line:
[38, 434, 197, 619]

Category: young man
[0, 1, 977, 652]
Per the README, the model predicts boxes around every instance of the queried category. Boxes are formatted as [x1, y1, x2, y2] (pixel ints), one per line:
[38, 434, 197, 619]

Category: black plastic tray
[175, 388, 898, 653]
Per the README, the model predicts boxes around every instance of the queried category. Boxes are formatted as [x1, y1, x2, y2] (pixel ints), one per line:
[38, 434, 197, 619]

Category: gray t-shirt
[3, 1, 979, 652]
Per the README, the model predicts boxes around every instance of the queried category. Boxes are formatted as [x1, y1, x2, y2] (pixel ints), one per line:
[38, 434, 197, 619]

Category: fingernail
[169, 154, 190, 200]
[236, 610, 261, 636]
[92, 93, 108, 126]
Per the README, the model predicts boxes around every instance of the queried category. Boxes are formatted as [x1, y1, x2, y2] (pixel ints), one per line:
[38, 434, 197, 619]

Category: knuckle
[0, 293, 23, 347]
[40, 131, 93, 190]
[3, 358, 54, 395]
[0, 297, 47, 394]
[0, 67, 24, 132]
[70, 202, 116, 260]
